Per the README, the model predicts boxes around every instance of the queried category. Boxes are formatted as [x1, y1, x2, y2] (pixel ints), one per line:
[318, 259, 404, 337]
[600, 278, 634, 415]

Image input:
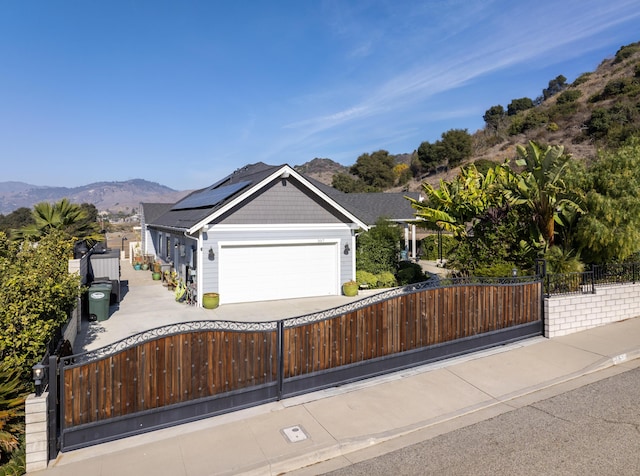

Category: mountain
[0, 179, 190, 215]
[294, 158, 348, 185]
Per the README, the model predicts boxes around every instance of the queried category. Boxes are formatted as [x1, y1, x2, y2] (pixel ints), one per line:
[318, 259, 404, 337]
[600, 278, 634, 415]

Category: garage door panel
[220, 243, 339, 304]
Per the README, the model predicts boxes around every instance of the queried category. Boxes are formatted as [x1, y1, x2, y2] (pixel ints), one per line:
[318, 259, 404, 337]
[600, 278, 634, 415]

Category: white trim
[286, 167, 369, 230]
[219, 238, 340, 247]
[197, 230, 204, 306]
[218, 239, 341, 303]
[208, 223, 355, 231]
[188, 165, 369, 233]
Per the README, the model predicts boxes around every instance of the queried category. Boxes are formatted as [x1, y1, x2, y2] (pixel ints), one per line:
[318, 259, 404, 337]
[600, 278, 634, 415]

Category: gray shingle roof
[140, 203, 174, 223]
[144, 162, 422, 230]
[307, 177, 421, 225]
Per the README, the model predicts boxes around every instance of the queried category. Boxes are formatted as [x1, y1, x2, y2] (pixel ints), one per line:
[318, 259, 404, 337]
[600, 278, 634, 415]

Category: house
[140, 162, 422, 306]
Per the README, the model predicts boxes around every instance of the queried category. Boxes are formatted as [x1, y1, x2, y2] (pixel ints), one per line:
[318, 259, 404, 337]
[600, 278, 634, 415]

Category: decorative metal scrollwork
[69, 320, 277, 365]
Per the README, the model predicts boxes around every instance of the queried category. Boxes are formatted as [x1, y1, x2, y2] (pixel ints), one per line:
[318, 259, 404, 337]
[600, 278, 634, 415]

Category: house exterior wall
[146, 175, 362, 303]
[140, 207, 159, 258]
[216, 179, 349, 225]
[545, 283, 640, 337]
[151, 230, 197, 281]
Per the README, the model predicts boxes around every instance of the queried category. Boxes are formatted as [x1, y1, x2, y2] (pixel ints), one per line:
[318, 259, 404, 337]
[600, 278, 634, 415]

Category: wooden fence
[58, 279, 542, 450]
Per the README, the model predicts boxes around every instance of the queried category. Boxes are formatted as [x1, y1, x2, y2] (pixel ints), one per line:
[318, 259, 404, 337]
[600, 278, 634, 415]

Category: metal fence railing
[545, 262, 640, 297]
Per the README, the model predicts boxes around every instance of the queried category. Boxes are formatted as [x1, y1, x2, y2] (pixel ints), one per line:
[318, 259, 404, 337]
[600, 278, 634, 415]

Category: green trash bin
[88, 282, 112, 322]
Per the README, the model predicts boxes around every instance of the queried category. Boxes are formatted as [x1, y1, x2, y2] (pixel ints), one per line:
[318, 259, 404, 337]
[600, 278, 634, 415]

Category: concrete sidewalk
[35, 310, 640, 475]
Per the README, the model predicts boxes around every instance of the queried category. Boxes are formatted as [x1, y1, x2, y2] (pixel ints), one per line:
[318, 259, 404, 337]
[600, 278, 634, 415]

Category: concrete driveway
[77, 260, 379, 352]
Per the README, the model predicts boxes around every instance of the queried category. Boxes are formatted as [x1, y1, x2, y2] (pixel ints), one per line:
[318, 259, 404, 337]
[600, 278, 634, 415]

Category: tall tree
[439, 129, 473, 167]
[483, 105, 506, 133]
[0, 207, 33, 236]
[543, 74, 567, 100]
[350, 150, 396, 189]
[507, 97, 534, 116]
[417, 140, 442, 173]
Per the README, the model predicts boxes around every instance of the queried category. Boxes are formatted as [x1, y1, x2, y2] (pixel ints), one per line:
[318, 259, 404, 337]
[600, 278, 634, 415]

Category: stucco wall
[545, 283, 640, 337]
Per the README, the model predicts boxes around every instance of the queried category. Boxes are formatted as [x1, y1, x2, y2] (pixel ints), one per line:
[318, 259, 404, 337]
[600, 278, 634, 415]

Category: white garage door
[219, 242, 339, 304]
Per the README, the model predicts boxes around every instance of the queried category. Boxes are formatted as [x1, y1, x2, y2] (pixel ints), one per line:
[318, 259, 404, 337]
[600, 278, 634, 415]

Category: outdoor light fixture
[208, 247, 215, 261]
[344, 244, 350, 255]
[512, 268, 518, 277]
[32, 363, 45, 397]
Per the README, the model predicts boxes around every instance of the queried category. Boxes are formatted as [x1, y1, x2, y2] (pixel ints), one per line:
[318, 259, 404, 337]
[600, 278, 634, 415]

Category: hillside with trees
[311, 41, 640, 277]
[309, 41, 640, 194]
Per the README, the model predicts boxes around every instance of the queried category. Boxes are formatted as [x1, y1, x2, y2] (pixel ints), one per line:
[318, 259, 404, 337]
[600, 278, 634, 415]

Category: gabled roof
[147, 163, 281, 231]
[144, 163, 423, 232]
[145, 163, 370, 233]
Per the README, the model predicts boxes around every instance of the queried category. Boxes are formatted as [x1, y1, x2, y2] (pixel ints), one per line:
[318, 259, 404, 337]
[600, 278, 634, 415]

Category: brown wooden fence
[283, 283, 540, 378]
[58, 279, 542, 451]
[62, 330, 278, 428]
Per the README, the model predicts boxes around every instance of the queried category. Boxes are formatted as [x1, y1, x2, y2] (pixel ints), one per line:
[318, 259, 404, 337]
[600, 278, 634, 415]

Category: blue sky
[1, 1, 639, 191]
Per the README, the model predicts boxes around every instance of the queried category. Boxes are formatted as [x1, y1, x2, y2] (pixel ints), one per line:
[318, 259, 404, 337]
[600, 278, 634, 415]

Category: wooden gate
[57, 279, 542, 452]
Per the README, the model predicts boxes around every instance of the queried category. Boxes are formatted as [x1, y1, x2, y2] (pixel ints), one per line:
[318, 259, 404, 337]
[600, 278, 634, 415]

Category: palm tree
[501, 141, 583, 249]
[0, 361, 27, 467]
[13, 198, 102, 243]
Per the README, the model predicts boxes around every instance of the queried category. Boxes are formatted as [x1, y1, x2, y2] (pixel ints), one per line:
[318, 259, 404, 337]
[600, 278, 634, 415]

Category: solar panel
[171, 180, 252, 211]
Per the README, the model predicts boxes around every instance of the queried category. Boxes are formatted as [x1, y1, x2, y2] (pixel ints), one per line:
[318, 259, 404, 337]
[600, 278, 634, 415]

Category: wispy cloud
[282, 0, 640, 148]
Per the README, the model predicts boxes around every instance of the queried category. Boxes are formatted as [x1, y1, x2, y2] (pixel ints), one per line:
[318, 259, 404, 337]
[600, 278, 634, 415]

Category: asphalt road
[322, 366, 640, 476]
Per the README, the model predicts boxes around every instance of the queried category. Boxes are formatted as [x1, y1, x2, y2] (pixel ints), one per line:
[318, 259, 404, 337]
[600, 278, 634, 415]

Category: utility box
[88, 282, 112, 322]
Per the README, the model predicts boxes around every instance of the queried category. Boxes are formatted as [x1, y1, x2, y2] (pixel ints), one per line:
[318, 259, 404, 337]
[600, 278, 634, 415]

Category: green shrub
[376, 271, 397, 288]
[545, 246, 584, 274]
[572, 72, 592, 86]
[356, 270, 378, 288]
[355, 270, 398, 289]
[614, 43, 640, 64]
[472, 262, 518, 277]
[0, 361, 27, 469]
[396, 261, 426, 285]
[356, 219, 402, 274]
[556, 89, 582, 104]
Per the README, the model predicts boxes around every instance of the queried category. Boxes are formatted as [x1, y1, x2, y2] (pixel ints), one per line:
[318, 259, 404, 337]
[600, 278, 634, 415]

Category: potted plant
[164, 270, 178, 290]
[342, 280, 359, 296]
[202, 292, 220, 309]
